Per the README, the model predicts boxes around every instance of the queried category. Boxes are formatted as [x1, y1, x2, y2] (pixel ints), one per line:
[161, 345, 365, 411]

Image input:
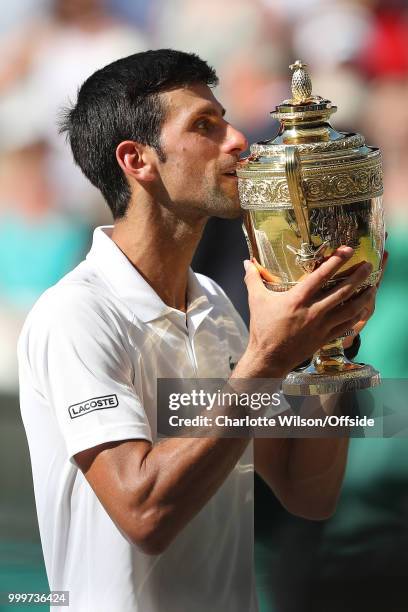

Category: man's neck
[111, 201, 207, 313]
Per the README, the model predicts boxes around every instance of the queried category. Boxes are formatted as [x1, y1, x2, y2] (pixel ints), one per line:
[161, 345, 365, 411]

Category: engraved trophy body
[237, 61, 385, 395]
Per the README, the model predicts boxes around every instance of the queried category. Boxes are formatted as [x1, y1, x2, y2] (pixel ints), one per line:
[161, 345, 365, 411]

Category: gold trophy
[237, 61, 385, 395]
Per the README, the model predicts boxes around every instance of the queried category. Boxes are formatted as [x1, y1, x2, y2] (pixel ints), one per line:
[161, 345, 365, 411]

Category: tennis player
[18, 50, 376, 612]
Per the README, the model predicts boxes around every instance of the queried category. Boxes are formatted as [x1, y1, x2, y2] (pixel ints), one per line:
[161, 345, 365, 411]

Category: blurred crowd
[2, 2, 408, 610]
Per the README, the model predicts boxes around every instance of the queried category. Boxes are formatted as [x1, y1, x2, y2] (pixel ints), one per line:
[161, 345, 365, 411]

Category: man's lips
[222, 168, 237, 177]
[222, 172, 238, 183]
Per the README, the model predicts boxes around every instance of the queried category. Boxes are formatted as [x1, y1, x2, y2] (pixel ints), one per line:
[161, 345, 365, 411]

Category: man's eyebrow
[191, 105, 226, 118]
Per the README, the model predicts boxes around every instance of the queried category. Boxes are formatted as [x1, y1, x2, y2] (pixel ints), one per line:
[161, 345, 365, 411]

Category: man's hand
[343, 247, 388, 348]
[234, 246, 376, 379]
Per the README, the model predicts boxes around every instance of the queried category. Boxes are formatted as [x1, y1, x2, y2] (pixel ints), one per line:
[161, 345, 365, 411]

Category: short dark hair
[59, 49, 218, 219]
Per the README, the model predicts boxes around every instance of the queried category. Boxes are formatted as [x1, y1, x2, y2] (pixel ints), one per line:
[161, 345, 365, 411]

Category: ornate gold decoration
[251, 133, 364, 156]
[238, 178, 289, 210]
[305, 160, 383, 204]
[238, 155, 383, 209]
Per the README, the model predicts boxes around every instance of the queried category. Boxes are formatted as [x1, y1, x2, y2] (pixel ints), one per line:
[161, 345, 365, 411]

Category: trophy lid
[237, 60, 383, 211]
[247, 60, 367, 160]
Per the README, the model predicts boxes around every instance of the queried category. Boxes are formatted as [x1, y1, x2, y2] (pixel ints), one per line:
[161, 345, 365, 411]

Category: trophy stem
[282, 337, 381, 396]
[312, 337, 351, 373]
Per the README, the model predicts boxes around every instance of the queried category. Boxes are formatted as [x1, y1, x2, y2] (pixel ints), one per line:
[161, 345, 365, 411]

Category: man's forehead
[161, 84, 224, 119]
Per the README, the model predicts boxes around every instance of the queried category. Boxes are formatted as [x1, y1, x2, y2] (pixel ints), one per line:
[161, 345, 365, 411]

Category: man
[18, 50, 375, 612]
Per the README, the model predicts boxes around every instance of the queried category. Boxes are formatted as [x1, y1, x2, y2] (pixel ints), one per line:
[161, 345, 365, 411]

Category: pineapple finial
[289, 60, 312, 104]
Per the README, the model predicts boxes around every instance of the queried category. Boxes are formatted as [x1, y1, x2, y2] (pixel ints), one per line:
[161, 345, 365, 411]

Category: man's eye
[195, 119, 211, 131]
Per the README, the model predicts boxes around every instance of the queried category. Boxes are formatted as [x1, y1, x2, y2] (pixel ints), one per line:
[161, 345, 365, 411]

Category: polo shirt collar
[86, 226, 213, 324]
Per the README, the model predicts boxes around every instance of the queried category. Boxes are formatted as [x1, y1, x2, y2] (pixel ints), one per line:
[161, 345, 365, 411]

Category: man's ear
[115, 141, 157, 182]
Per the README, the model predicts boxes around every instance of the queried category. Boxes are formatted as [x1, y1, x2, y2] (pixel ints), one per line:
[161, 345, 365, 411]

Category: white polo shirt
[18, 226, 257, 612]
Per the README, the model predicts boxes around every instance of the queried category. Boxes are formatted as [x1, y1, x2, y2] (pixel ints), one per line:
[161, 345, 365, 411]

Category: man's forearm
[284, 388, 356, 518]
[285, 436, 349, 518]
[254, 388, 353, 520]
[135, 434, 249, 553]
[135, 358, 288, 553]
[255, 434, 349, 520]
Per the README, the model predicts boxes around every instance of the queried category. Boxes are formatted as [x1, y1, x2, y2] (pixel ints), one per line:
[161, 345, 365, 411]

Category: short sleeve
[18, 286, 152, 462]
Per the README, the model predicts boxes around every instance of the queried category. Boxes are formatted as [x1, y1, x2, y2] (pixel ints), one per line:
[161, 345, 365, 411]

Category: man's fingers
[317, 261, 373, 310]
[377, 249, 389, 288]
[328, 286, 376, 329]
[295, 246, 354, 300]
[243, 259, 266, 297]
[329, 297, 373, 339]
[250, 258, 282, 284]
[330, 320, 361, 342]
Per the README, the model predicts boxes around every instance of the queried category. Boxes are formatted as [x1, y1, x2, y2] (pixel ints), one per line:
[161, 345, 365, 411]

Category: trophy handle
[285, 146, 328, 272]
[242, 210, 261, 262]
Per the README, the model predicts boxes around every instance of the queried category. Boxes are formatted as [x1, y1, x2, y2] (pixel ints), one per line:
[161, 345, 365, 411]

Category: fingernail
[243, 260, 250, 271]
[338, 246, 353, 256]
[363, 262, 373, 272]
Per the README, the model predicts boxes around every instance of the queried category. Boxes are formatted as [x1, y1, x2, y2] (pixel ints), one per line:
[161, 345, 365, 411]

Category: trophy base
[282, 361, 381, 396]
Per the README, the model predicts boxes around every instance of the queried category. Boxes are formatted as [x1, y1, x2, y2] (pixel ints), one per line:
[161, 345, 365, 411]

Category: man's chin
[212, 206, 244, 220]
[206, 187, 243, 219]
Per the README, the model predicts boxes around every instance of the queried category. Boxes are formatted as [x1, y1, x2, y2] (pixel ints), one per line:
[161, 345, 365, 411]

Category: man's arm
[254, 436, 349, 520]
[75, 247, 374, 553]
[75, 436, 248, 556]
[250, 248, 388, 519]
[230, 248, 373, 519]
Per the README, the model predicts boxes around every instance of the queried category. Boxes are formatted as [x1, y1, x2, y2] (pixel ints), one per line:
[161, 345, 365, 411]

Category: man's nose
[223, 125, 249, 155]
